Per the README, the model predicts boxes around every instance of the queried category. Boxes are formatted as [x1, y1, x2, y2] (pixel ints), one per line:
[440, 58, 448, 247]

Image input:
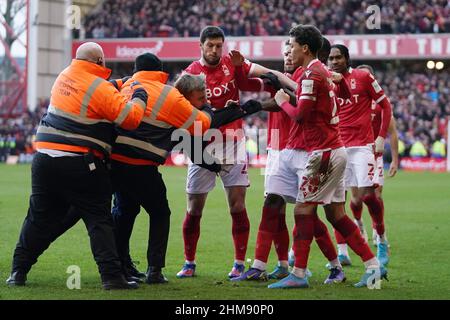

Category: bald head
[76, 42, 105, 67]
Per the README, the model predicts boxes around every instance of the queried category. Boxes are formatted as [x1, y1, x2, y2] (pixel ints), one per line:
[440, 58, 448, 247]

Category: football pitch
[1, 164, 449, 300]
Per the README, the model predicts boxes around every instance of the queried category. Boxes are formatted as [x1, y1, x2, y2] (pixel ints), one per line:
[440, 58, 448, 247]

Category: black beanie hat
[134, 53, 163, 72]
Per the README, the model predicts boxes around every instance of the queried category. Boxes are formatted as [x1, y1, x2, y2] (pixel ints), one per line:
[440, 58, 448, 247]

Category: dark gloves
[241, 99, 262, 115]
[260, 72, 282, 91]
[199, 103, 215, 118]
[130, 81, 148, 106]
[109, 76, 131, 90]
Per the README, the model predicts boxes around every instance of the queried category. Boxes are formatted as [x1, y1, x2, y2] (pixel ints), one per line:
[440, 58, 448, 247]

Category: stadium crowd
[0, 99, 47, 163]
[0, 68, 447, 163]
[80, 0, 450, 39]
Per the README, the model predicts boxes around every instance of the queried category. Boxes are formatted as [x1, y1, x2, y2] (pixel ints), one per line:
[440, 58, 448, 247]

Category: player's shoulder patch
[301, 79, 314, 94]
[371, 79, 382, 93]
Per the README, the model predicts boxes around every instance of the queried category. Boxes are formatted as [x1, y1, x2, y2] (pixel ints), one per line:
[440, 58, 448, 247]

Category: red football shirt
[371, 101, 384, 137]
[292, 59, 343, 152]
[185, 55, 253, 135]
[267, 71, 297, 151]
[338, 68, 387, 147]
[285, 66, 308, 150]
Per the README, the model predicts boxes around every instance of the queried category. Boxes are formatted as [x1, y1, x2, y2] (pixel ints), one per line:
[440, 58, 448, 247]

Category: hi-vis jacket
[111, 71, 212, 165]
[35, 59, 147, 158]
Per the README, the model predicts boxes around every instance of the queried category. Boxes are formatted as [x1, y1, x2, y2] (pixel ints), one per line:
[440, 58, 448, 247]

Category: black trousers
[111, 162, 171, 268]
[11, 152, 122, 281]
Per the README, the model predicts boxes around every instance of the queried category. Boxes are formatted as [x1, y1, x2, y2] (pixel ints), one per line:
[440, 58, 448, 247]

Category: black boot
[6, 271, 27, 286]
[146, 266, 168, 284]
[124, 259, 146, 279]
[102, 274, 139, 290]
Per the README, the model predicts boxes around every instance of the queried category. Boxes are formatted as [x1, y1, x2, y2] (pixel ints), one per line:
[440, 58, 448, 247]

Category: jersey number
[329, 91, 339, 125]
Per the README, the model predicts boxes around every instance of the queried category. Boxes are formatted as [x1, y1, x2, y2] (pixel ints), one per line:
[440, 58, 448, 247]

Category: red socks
[350, 201, 363, 221]
[332, 215, 374, 262]
[182, 212, 202, 261]
[292, 214, 315, 269]
[334, 229, 347, 244]
[363, 193, 385, 236]
[254, 206, 278, 263]
[313, 215, 338, 262]
[273, 213, 289, 261]
[231, 209, 250, 261]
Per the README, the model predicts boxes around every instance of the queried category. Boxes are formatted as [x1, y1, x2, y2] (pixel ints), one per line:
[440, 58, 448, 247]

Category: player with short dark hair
[177, 26, 295, 279]
[232, 36, 347, 285]
[328, 45, 393, 267]
[268, 25, 386, 289]
[356, 64, 399, 247]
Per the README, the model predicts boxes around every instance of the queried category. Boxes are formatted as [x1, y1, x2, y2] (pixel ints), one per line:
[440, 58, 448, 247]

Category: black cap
[134, 53, 163, 72]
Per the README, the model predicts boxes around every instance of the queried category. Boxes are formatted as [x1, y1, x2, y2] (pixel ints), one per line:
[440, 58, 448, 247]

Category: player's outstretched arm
[251, 63, 297, 91]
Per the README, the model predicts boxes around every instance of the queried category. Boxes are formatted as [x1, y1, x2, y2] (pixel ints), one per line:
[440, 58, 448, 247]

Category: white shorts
[265, 149, 308, 204]
[298, 147, 347, 205]
[344, 145, 376, 188]
[373, 155, 384, 186]
[186, 137, 249, 194]
[186, 162, 250, 194]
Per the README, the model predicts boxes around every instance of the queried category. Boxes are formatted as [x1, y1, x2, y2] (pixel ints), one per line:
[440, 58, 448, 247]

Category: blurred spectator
[80, 0, 450, 39]
[410, 140, 429, 158]
[431, 137, 446, 158]
[0, 99, 47, 163]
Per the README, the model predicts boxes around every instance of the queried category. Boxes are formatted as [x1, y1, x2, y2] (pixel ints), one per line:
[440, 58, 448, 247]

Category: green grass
[1, 164, 450, 300]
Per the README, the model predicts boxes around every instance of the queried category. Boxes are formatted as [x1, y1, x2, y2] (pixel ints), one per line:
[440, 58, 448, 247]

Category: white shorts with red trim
[264, 148, 308, 204]
[373, 155, 384, 186]
[344, 145, 376, 188]
[297, 147, 347, 205]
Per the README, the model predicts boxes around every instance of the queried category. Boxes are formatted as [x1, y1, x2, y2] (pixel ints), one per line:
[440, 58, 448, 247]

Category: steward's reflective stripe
[133, 97, 147, 110]
[150, 85, 172, 120]
[48, 105, 111, 125]
[141, 116, 173, 129]
[114, 98, 146, 126]
[114, 101, 133, 126]
[181, 108, 200, 130]
[115, 135, 168, 158]
[80, 77, 103, 117]
[37, 125, 112, 153]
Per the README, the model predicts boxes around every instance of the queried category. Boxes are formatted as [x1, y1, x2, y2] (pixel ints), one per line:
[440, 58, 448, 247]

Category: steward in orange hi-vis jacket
[110, 53, 214, 283]
[110, 53, 264, 283]
[35, 57, 147, 159]
[6, 42, 148, 291]
[110, 69, 211, 166]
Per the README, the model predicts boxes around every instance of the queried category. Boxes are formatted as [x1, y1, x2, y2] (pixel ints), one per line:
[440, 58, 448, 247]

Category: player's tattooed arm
[250, 63, 297, 91]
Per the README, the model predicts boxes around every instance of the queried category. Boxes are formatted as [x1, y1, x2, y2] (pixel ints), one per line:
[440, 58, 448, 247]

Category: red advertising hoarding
[400, 157, 447, 172]
[73, 34, 450, 62]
